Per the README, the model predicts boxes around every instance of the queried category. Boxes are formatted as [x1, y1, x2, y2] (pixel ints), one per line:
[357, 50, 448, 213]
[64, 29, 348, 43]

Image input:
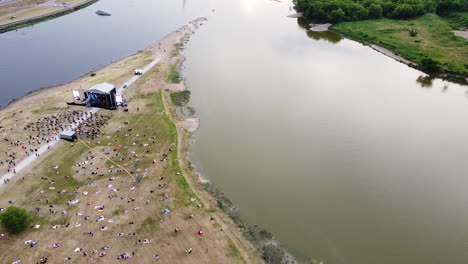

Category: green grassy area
[444, 12, 468, 29]
[172, 42, 183, 57]
[226, 237, 246, 264]
[170, 90, 191, 107]
[332, 13, 468, 76]
[137, 216, 158, 233]
[30, 142, 87, 205]
[167, 65, 182, 84]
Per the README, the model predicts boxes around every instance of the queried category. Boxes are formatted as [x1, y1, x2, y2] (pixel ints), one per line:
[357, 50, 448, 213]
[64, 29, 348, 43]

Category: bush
[261, 244, 287, 264]
[330, 8, 345, 22]
[167, 65, 181, 84]
[409, 28, 419, 37]
[170, 90, 191, 107]
[90, 73, 96, 77]
[368, 3, 383, 18]
[420, 57, 441, 75]
[0, 206, 32, 234]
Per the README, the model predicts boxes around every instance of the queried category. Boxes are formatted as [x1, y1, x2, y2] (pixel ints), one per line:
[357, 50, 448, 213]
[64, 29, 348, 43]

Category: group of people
[0, 110, 111, 176]
[10, 116, 204, 263]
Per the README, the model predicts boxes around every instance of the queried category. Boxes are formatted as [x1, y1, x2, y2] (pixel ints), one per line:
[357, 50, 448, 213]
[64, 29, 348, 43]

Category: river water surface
[0, 0, 209, 105]
[184, 0, 468, 263]
[2, 0, 468, 263]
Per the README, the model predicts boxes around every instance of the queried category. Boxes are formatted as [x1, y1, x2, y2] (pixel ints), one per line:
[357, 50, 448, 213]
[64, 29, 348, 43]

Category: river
[2, 0, 468, 263]
[0, 0, 210, 106]
[184, 0, 468, 264]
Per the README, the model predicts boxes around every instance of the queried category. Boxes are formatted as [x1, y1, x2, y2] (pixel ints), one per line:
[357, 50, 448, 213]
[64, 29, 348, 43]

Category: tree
[330, 8, 346, 22]
[0, 206, 32, 234]
[368, 3, 383, 18]
[420, 57, 441, 75]
[392, 4, 416, 18]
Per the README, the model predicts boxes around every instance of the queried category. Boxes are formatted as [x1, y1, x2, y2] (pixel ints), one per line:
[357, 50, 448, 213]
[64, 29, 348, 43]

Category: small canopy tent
[60, 130, 76, 141]
[85, 83, 117, 109]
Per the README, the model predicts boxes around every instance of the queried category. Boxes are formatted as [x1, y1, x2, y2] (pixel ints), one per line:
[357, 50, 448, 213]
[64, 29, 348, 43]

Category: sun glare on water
[242, 0, 257, 14]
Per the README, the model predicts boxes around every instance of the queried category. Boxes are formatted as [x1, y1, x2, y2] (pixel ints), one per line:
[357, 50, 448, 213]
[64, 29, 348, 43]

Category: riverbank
[331, 13, 468, 84]
[0, 0, 98, 33]
[0, 18, 264, 263]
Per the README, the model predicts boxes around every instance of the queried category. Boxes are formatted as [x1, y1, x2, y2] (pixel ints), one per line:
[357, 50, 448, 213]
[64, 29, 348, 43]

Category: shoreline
[0, 17, 267, 263]
[327, 24, 468, 85]
[369, 44, 415, 65]
[294, 17, 467, 85]
[0, 0, 99, 33]
[174, 20, 301, 264]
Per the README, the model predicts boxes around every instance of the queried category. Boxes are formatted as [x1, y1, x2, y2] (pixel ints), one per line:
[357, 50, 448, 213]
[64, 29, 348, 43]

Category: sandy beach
[369, 44, 415, 65]
[310, 23, 332, 32]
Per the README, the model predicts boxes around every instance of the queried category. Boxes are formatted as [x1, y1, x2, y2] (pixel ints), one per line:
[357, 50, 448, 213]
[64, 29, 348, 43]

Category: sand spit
[310, 23, 332, 32]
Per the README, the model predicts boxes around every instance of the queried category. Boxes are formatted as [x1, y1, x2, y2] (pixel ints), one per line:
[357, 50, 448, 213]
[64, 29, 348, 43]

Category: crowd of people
[3, 116, 212, 263]
[0, 110, 110, 177]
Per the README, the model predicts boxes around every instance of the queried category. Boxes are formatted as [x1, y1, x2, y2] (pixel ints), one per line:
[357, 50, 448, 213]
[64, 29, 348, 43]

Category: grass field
[332, 13, 468, 76]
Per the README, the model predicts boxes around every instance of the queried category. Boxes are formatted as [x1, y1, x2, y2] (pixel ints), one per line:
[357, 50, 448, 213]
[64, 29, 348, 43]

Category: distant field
[332, 13, 468, 75]
[0, 0, 94, 31]
[0, 6, 58, 25]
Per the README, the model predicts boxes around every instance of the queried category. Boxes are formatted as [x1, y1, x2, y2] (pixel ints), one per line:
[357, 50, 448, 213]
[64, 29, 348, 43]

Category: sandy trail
[453, 30, 468, 40]
[369, 44, 415, 65]
[119, 58, 161, 92]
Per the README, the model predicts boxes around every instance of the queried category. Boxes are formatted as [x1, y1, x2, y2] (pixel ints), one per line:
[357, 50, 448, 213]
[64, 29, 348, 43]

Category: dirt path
[453, 30, 468, 40]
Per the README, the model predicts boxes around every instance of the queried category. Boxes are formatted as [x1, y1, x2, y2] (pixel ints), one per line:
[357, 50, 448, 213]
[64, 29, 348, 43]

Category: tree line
[294, 0, 468, 22]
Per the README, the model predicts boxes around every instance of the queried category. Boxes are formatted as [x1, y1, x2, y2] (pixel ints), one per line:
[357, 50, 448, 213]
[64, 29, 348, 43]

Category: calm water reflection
[185, 0, 468, 263]
[297, 17, 344, 44]
[0, 0, 210, 106]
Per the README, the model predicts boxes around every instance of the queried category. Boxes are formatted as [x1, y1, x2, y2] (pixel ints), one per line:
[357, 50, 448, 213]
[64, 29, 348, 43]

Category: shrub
[330, 8, 345, 22]
[420, 57, 441, 75]
[0, 206, 32, 234]
[167, 65, 181, 83]
[90, 73, 96, 77]
[261, 244, 286, 264]
[170, 91, 191, 107]
[368, 3, 383, 18]
[409, 28, 419, 37]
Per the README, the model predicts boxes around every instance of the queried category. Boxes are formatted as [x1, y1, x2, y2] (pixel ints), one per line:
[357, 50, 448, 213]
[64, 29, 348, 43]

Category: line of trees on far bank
[294, 0, 468, 22]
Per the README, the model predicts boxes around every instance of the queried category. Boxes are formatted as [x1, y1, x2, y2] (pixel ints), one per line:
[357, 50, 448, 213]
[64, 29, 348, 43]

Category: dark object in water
[96, 10, 111, 16]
